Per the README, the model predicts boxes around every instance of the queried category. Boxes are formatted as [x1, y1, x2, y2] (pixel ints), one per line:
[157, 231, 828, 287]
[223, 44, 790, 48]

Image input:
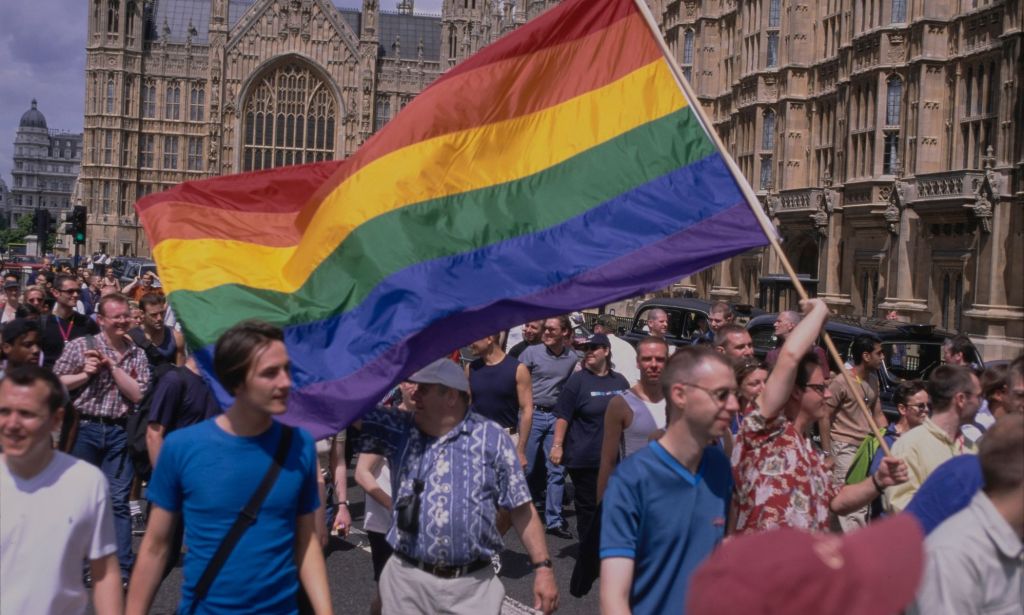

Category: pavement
[101, 473, 601, 614]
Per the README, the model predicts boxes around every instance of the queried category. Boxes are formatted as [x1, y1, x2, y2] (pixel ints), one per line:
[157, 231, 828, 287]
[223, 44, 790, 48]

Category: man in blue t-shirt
[126, 321, 330, 615]
[600, 346, 737, 615]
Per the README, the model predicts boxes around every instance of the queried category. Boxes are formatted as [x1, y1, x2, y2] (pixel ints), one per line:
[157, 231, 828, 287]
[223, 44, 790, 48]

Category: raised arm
[757, 299, 830, 421]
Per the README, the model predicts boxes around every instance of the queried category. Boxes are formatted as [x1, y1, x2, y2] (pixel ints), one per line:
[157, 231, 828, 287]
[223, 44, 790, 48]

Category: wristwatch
[531, 558, 553, 570]
[339, 500, 351, 507]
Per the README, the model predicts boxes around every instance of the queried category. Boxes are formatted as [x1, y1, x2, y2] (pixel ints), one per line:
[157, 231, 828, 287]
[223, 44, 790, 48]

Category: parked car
[109, 257, 158, 286]
[746, 313, 984, 419]
[620, 298, 764, 348]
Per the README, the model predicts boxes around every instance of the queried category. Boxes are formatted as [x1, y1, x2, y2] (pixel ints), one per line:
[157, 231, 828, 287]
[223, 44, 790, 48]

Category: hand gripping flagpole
[631, 0, 892, 456]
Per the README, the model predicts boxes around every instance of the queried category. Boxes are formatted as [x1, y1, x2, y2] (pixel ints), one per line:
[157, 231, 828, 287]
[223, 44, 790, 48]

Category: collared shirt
[518, 343, 579, 407]
[732, 409, 838, 534]
[358, 406, 531, 567]
[910, 491, 1023, 615]
[601, 441, 732, 615]
[53, 334, 150, 419]
[885, 417, 977, 513]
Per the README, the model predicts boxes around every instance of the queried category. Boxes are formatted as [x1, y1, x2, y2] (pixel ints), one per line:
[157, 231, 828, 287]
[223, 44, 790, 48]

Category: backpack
[125, 333, 180, 480]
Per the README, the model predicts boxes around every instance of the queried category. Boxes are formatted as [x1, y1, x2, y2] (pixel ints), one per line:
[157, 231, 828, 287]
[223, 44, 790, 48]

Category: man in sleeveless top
[128, 294, 184, 368]
[597, 336, 669, 500]
[467, 333, 533, 466]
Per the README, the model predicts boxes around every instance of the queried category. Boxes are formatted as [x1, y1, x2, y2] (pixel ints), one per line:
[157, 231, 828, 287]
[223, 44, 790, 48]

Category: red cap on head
[686, 514, 925, 615]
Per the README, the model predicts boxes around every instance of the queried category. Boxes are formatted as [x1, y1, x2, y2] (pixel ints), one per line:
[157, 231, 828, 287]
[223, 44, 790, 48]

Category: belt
[79, 415, 128, 427]
[535, 404, 554, 413]
[395, 552, 490, 579]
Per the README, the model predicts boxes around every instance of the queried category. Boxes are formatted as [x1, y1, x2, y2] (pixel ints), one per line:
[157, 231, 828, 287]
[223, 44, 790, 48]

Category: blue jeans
[71, 420, 135, 578]
[524, 410, 565, 529]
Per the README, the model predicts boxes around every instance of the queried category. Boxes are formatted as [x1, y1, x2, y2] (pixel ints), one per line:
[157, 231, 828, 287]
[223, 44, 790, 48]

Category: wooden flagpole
[631, 0, 891, 456]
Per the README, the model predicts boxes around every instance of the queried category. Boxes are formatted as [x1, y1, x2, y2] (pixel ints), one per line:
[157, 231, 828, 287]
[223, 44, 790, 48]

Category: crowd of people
[2, 270, 1022, 615]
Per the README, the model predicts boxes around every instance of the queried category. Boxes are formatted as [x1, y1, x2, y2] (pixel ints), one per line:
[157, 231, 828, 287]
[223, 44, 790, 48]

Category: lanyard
[55, 315, 74, 343]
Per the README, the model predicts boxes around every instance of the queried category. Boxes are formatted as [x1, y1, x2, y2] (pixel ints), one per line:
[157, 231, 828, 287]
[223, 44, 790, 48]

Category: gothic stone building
[659, 0, 1023, 359]
[82, 0, 1023, 358]
[81, 0, 559, 255]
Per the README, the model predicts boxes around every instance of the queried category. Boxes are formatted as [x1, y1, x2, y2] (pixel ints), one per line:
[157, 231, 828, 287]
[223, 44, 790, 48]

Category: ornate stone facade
[81, 0, 536, 257]
[5, 100, 83, 244]
[662, 0, 1023, 359]
[83, 0, 1023, 358]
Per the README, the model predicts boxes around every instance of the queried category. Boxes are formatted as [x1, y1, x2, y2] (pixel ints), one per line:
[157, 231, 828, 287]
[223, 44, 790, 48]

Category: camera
[396, 479, 425, 534]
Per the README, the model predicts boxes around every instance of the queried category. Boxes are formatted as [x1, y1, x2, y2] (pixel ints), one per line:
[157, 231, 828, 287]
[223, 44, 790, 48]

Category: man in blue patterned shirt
[359, 358, 559, 615]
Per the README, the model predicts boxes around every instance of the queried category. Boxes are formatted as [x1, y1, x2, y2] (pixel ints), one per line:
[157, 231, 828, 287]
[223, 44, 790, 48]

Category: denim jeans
[524, 410, 565, 529]
[71, 420, 135, 578]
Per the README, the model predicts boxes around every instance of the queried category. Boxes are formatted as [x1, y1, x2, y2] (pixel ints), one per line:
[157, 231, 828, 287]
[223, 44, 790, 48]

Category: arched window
[190, 84, 205, 121]
[448, 30, 457, 59]
[683, 30, 695, 65]
[107, 0, 119, 33]
[762, 110, 775, 150]
[126, 1, 136, 36]
[165, 82, 181, 120]
[106, 78, 116, 114]
[885, 76, 901, 126]
[375, 98, 391, 132]
[769, 0, 781, 27]
[891, 0, 906, 22]
[242, 61, 338, 171]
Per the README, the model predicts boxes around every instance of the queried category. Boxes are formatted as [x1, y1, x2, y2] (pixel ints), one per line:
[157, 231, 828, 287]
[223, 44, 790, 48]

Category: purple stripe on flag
[279, 201, 766, 439]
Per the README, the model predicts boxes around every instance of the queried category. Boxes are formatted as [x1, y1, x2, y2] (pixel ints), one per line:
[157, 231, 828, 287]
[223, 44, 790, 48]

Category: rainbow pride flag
[137, 0, 771, 438]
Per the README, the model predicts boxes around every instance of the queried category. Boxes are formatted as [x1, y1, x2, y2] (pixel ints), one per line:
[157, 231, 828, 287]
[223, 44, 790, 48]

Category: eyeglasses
[58, 288, 81, 295]
[804, 383, 828, 396]
[904, 403, 930, 413]
[681, 382, 739, 405]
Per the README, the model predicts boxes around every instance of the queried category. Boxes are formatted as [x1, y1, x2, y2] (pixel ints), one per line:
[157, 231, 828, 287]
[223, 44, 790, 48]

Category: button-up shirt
[910, 491, 1023, 615]
[885, 416, 977, 513]
[53, 333, 150, 419]
[359, 406, 531, 567]
[732, 409, 838, 534]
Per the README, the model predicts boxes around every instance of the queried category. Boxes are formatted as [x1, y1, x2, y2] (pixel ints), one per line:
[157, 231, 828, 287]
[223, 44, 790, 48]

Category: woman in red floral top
[731, 299, 910, 534]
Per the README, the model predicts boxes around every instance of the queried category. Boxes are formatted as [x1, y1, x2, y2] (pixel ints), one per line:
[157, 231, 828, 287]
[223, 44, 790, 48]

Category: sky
[0, 0, 444, 188]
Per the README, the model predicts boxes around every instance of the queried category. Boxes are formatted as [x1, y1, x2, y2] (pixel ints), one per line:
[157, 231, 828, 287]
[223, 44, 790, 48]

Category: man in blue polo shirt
[600, 346, 737, 615]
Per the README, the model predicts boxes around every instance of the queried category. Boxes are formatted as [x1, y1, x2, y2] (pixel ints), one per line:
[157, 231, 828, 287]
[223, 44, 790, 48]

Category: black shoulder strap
[189, 425, 294, 613]
[127, 327, 152, 349]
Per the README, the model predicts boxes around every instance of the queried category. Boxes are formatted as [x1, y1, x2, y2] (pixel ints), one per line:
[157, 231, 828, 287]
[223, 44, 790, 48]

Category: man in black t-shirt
[39, 274, 99, 369]
[144, 354, 221, 579]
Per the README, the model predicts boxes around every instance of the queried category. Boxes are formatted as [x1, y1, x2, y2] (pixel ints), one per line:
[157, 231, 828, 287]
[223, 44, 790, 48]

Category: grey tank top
[619, 390, 667, 459]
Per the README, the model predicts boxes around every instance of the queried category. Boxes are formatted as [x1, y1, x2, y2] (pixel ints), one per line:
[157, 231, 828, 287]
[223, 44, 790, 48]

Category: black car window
[678, 311, 703, 339]
[884, 342, 944, 381]
[632, 307, 653, 334]
[749, 325, 776, 355]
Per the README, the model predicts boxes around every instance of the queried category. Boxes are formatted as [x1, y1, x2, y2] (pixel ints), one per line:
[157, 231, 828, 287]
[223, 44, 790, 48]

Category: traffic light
[46, 210, 57, 244]
[72, 205, 87, 245]
[33, 208, 52, 247]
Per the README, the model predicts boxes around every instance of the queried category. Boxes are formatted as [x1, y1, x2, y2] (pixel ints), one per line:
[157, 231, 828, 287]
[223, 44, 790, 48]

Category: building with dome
[81, 0, 1021, 358]
[6, 100, 83, 230]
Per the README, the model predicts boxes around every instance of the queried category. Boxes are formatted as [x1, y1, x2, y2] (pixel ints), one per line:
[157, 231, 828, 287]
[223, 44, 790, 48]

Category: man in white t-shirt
[0, 365, 122, 615]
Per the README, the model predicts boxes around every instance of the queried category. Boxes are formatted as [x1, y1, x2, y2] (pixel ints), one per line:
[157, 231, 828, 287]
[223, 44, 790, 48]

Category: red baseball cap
[686, 514, 925, 615]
